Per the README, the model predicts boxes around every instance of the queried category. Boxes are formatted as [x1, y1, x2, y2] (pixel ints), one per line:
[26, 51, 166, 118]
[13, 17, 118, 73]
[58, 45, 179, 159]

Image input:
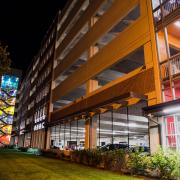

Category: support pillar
[45, 127, 51, 149]
[84, 16, 99, 149]
[149, 117, 161, 154]
[85, 116, 97, 149]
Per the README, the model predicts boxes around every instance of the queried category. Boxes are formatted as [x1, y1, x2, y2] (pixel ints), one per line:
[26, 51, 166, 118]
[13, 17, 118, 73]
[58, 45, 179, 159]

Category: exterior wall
[150, 0, 180, 152]
[12, 14, 58, 149]
[52, 0, 161, 106]
[12, 0, 179, 152]
[49, 0, 161, 150]
[31, 130, 45, 149]
[18, 135, 24, 147]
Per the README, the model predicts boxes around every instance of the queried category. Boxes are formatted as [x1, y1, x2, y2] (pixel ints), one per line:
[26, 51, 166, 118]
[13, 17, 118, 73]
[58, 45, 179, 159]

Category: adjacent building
[0, 69, 21, 146]
[11, 0, 180, 153]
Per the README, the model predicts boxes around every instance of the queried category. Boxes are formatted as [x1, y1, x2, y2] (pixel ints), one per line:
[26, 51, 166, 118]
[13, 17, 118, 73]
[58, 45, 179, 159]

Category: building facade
[12, 0, 180, 153]
[12, 17, 57, 149]
[0, 69, 21, 146]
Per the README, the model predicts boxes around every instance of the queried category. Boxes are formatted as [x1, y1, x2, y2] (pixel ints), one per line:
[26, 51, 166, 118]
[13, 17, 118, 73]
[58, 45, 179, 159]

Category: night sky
[0, 0, 67, 72]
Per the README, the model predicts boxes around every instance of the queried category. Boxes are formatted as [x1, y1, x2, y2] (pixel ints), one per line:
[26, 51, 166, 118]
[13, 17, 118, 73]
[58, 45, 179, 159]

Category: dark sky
[0, 0, 67, 72]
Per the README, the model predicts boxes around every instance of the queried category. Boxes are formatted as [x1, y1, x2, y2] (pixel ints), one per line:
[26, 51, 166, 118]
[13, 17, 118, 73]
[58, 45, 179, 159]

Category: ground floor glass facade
[50, 101, 149, 150]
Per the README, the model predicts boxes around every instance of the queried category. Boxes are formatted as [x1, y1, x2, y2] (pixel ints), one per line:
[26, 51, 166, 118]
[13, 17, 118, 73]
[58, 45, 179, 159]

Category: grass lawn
[0, 149, 141, 180]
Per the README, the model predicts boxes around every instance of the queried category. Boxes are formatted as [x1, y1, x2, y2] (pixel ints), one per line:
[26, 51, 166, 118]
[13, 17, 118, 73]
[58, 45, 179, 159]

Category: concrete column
[156, 31, 168, 62]
[86, 79, 98, 95]
[85, 116, 97, 149]
[85, 16, 99, 149]
[149, 117, 161, 154]
[85, 119, 90, 149]
[90, 117, 97, 149]
[45, 127, 51, 149]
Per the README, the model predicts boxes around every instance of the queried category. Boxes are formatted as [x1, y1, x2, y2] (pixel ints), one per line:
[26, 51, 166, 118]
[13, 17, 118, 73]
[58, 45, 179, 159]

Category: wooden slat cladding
[55, 0, 105, 60]
[52, 16, 150, 102]
[54, 0, 138, 80]
[51, 68, 155, 121]
[57, 0, 85, 41]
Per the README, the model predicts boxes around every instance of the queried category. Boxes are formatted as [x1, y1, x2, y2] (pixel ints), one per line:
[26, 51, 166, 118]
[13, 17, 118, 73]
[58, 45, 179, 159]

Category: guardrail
[153, 0, 180, 23]
[160, 52, 180, 79]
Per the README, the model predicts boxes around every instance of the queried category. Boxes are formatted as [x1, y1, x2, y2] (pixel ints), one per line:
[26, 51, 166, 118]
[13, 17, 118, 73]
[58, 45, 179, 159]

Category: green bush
[71, 149, 102, 166]
[4, 145, 17, 149]
[18, 147, 28, 152]
[44, 147, 180, 179]
[41, 150, 57, 158]
[87, 149, 102, 166]
[102, 149, 126, 171]
[150, 148, 180, 179]
[127, 149, 150, 175]
[27, 148, 41, 155]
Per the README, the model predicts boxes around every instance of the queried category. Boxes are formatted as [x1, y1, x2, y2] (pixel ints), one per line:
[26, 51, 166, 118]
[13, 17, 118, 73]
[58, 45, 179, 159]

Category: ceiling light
[174, 21, 180, 28]
[163, 106, 180, 114]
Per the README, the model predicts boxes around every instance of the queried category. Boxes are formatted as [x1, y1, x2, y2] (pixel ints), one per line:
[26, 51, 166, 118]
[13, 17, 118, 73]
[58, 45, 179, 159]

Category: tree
[0, 43, 11, 76]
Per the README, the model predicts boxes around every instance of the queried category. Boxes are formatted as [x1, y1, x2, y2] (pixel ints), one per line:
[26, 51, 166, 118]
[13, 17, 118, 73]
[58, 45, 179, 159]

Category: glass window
[65, 122, 71, 149]
[70, 120, 78, 150]
[128, 102, 149, 148]
[165, 116, 176, 149]
[113, 107, 128, 146]
[77, 119, 85, 150]
[99, 111, 113, 147]
[60, 124, 65, 149]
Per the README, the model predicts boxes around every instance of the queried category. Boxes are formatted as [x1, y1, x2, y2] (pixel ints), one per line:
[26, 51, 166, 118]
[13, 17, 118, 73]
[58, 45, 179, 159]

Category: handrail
[0, 88, 15, 146]
[160, 52, 180, 65]
[160, 53, 180, 79]
[0, 98, 14, 107]
[0, 119, 8, 125]
[0, 108, 13, 116]
[153, 0, 180, 23]
[0, 89, 16, 98]
[153, 0, 170, 13]
[0, 115, 8, 121]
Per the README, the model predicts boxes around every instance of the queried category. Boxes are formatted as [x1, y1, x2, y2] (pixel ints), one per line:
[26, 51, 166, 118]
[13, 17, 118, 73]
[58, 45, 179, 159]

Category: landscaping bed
[0, 148, 139, 180]
[42, 148, 180, 180]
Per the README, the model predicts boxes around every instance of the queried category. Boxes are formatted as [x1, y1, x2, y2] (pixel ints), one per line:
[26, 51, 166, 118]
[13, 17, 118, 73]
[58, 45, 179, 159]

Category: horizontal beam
[51, 68, 154, 122]
[52, 16, 150, 102]
[54, 0, 139, 79]
[56, 0, 85, 41]
[55, 0, 105, 60]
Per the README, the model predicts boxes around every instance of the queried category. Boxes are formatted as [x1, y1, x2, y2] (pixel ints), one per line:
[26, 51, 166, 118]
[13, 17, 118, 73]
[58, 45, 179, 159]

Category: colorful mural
[0, 75, 19, 145]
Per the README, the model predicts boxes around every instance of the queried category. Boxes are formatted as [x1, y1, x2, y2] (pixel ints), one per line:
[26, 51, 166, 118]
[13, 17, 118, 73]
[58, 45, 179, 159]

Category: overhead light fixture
[163, 106, 180, 114]
[174, 21, 180, 28]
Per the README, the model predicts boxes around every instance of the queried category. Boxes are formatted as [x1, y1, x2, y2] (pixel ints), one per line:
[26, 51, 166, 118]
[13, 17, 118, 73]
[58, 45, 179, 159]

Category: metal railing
[153, 0, 180, 23]
[160, 52, 180, 79]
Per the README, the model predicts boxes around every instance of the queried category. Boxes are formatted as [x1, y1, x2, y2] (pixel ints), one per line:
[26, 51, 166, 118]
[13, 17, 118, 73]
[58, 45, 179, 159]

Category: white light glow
[174, 21, 180, 28]
[163, 106, 180, 114]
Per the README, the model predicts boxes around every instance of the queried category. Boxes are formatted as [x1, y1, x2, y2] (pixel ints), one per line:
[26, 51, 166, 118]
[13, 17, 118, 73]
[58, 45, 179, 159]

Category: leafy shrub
[102, 149, 126, 171]
[43, 147, 180, 179]
[27, 148, 41, 155]
[18, 147, 28, 152]
[4, 145, 16, 149]
[41, 149, 57, 158]
[71, 150, 79, 162]
[71, 149, 102, 166]
[127, 149, 150, 175]
[150, 148, 180, 179]
[86, 149, 102, 166]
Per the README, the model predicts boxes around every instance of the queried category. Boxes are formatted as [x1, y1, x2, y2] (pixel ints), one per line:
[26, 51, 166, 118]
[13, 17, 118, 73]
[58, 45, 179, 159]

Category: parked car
[130, 145, 150, 154]
[76, 144, 84, 150]
[99, 143, 129, 151]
